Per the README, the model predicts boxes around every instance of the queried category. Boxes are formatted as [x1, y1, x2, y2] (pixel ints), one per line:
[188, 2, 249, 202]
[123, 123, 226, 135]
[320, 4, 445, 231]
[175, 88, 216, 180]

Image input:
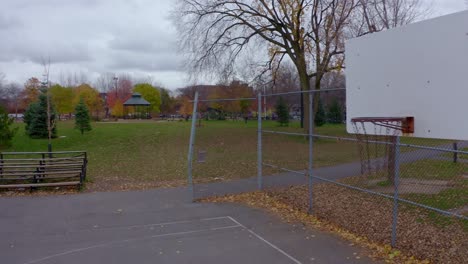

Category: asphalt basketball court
[0, 187, 374, 264]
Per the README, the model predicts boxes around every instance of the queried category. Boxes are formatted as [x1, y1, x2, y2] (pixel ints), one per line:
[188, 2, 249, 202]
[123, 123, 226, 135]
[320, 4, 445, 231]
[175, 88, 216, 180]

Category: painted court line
[22, 216, 302, 264]
[69, 216, 232, 233]
[227, 216, 303, 264]
[23, 217, 240, 264]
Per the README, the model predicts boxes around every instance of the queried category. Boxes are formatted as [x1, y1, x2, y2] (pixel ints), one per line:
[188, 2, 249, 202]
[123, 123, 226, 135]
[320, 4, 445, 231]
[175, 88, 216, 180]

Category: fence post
[308, 91, 314, 214]
[453, 142, 458, 163]
[257, 92, 263, 190]
[187, 92, 199, 202]
[391, 136, 401, 247]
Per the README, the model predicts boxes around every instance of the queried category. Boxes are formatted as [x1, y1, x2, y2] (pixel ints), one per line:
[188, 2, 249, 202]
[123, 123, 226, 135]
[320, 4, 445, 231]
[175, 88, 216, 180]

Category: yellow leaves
[178, 96, 193, 116]
[73, 84, 103, 114]
[111, 99, 124, 117]
[21, 77, 42, 109]
[49, 84, 73, 114]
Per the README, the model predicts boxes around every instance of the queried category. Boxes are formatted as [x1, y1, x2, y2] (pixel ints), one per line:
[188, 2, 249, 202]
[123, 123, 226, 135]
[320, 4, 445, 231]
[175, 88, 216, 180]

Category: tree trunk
[296, 56, 311, 133]
[313, 74, 323, 125]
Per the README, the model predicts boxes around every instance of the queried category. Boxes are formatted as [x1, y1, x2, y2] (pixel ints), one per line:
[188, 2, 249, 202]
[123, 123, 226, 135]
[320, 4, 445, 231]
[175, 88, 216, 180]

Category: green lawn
[4, 120, 458, 190]
[444, 147, 468, 160]
[7, 121, 192, 189]
[400, 159, 468, 181]
[7, 120, 358, 188]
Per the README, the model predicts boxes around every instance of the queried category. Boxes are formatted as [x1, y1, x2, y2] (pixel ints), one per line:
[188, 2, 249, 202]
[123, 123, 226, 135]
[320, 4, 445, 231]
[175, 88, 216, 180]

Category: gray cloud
[108, 27, 177, 54]
[107, 50, 182, 72]
[0, 39, 92, 64]
[0, 0, 465, 90]
[0, 14, 22, 30]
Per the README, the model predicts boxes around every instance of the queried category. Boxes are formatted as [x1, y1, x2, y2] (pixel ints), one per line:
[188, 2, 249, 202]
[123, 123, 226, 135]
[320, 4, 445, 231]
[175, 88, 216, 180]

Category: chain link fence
[187, 89, 467, 262]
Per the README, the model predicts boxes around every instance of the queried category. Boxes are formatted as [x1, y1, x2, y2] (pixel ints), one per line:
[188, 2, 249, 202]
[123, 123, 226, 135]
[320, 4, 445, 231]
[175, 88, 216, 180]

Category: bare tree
[0, 72, 5, 99]
[41, 58, 55, 155]
[0, 72, 5, 87]
[175, 0, 357, 130]
[5, 83, 22, 118]
[356, 0, 429, 35]
[96, 72, 117, 92]
[57, 71, 89, 88]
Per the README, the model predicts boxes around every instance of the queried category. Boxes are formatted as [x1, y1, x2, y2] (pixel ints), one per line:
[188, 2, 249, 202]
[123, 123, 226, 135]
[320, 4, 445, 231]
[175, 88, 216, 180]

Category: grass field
[6, 120, 360, 190]
[4, 120, 461, 191]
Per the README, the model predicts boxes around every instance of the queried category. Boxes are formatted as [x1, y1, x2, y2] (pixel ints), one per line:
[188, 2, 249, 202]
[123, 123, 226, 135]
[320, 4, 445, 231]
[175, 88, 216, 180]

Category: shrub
[327, 99, 343, 124]
[0, 107, 18, 148]
[275, 97, 289, 127]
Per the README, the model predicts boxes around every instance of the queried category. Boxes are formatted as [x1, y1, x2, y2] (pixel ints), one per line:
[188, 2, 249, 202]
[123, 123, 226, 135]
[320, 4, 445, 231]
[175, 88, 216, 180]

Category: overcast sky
[0, 0, 466, 90]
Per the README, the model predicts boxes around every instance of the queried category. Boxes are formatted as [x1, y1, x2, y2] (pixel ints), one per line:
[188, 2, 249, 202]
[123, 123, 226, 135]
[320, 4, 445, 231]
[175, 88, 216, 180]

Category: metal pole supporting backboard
[308, 92, 314, 214]
[187, 92, 199, 201]
[257, 93, 263, 190]
[391, 136, 401, 247]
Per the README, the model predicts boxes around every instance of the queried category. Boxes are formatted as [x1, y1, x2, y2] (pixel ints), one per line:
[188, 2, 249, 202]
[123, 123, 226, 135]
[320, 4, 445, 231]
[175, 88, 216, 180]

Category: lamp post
[113, 76, 118, 94]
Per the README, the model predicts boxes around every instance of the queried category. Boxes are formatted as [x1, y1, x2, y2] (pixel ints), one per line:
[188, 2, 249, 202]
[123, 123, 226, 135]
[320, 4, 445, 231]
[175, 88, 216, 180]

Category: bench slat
[0, 170, 82, 177]
[1, 164, 83, 169]
[0, 157, 85, 162]
[1, 163, 84, 167]
[2, 151, 85, 155]
[0, 152, 87, 190]
[0, 181, 81, 188]
[0, 174, 81, 180]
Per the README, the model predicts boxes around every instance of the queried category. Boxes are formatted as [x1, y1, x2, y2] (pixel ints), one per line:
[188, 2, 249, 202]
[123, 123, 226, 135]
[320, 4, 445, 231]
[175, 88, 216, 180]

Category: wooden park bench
[0, 151, 87, 190]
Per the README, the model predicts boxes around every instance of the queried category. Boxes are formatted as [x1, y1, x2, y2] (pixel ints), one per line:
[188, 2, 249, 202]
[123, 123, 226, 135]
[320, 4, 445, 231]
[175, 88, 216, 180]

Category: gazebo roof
[123, 93, 151, 106]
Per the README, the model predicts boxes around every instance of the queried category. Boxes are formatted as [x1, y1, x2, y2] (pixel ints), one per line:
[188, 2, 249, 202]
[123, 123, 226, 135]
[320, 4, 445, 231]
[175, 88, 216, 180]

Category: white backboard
[346, 11, 468, 140]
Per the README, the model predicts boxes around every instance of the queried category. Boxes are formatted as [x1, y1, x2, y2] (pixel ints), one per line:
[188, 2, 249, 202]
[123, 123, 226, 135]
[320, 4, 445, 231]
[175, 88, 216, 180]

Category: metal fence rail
[188, 91, 468, 250]
[263, 162, 467, 220]
[263, 130, 468, 154]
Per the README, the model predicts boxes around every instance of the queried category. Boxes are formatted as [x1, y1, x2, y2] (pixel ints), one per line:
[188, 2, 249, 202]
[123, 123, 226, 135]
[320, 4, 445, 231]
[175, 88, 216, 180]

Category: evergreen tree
[314, 98, 326, 127]
[275, 97, 289, 127]
[0, 106, 18, 148]
[327, 99, 343, 124]
[75, 97, 92, 135]
[24, 94, 57, 139]
[23, 103, 39, 134]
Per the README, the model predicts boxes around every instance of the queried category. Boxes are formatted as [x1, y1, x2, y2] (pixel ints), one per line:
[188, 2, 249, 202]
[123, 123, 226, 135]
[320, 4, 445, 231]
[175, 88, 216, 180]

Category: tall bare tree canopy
[355, 0, 429, 35]
[176, 0, 356, 91]
[0, 72, 5, 91]
[175, 0, 425, 129]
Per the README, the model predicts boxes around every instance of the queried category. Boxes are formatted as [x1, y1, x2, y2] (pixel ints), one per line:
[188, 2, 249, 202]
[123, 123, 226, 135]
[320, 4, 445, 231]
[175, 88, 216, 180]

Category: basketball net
[351, 119, 402, 183]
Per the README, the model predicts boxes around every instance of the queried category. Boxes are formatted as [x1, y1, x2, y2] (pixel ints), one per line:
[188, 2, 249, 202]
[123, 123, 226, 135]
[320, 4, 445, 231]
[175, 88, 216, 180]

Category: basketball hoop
[351, 117, 414, 183]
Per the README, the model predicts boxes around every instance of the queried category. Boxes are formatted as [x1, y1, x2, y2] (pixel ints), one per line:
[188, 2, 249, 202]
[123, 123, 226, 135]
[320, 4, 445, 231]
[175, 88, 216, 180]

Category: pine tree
[24, 94, 57, 139]
[314, 98, 326, 127]
[75, 97, 92, 135]
[24, 103, 39, 134]
[0, 106, 18, 148]
[327, 99, 343, 124]
[275, 97, 289, 127]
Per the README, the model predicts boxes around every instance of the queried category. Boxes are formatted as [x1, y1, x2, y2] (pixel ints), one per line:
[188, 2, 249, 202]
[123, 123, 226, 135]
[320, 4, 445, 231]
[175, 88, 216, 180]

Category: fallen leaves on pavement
[201, 184, 467, 264]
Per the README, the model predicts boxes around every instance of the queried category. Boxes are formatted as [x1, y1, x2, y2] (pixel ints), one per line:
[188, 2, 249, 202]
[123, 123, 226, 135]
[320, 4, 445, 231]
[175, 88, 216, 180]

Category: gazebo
[123, 92, 151, 119]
